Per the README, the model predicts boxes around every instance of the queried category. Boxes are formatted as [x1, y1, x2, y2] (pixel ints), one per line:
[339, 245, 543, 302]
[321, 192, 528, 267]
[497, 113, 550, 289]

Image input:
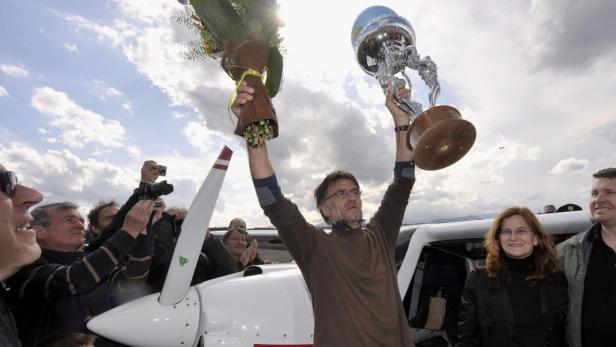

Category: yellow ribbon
[227, 67, 267, 121]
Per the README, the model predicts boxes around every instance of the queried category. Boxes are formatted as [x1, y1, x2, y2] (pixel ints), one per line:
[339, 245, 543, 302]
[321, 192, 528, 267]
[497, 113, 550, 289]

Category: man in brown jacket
[232, 82, 416, 347]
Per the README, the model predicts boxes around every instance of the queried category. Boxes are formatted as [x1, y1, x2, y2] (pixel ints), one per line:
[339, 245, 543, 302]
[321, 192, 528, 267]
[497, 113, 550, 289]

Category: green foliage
[189, 0, 247, 45]
[179, 0, 285, 96]
[265, 47, 283, 97]
[184, 0, 283, 56]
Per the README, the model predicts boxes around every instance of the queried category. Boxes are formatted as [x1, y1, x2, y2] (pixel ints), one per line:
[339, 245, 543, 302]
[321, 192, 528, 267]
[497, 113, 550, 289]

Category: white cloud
[0, 86, 8, 97]
[126, 146, 141, 157]
[64, 14, 137, 46]
[63, 42, 79, 55]
[122, 101, 132, 111]
[183, 120, 213, 153]
[550, 158, 590, 175]
[0, 142, 137, 207]
[0, 64, 29, 77]
[92, 79, 123, 100]
[30, 86, 126, 149]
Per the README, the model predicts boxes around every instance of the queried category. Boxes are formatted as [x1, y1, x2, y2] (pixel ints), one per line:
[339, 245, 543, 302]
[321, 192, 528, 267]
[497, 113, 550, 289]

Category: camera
[136, 180, 174, 201]
[158, 165, 167, 176]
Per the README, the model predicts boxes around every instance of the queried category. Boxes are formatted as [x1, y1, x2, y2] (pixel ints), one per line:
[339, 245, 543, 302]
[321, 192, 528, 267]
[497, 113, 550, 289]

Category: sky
[0, 0, 614, 227]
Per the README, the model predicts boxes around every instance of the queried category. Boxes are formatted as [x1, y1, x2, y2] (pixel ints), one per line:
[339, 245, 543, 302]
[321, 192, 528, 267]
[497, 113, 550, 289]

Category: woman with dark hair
[456, 207, 568, 347]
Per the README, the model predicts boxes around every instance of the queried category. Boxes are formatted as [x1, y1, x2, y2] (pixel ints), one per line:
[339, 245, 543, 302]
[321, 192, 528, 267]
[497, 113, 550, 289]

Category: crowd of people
[0, 81, 614, 347]
[0, 161, 263, 347]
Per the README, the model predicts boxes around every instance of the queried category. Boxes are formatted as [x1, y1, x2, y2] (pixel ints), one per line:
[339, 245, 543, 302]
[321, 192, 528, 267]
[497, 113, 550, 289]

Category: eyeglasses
[0, 171, 18, 198]
[498, 228, 531, 239]
[324, 187, 362, 202]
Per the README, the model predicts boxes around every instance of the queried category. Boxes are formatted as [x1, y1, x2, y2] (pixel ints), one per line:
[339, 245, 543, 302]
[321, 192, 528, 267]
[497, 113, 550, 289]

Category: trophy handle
[391, 75, 422, 118]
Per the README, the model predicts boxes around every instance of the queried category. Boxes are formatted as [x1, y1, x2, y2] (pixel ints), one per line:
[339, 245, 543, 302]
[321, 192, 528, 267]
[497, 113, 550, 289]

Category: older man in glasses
[231, 83, 416, 347]
[0, 165, 44, 347]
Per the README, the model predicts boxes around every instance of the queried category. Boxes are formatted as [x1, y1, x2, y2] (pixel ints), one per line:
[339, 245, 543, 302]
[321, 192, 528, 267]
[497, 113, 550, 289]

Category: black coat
[456, 269, 568, 347]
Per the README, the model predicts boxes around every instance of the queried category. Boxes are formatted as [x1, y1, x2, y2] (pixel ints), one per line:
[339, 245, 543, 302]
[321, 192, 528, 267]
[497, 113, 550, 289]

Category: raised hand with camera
[141, 160, 162, 183]
[86, 160, 173, 251]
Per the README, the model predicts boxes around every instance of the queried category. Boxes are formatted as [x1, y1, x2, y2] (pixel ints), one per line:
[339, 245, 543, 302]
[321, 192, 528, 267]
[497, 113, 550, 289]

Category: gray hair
[31, 201, 79, 227]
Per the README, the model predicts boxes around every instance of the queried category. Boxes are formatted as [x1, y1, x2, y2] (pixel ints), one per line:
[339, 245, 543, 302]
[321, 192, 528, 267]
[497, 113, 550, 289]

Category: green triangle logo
[178, 256, 189, 267]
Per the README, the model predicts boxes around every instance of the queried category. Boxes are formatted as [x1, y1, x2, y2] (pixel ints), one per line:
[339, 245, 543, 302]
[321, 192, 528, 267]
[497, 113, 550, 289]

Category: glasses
[324, 188, 362, 202]
[0, 171, 18, 198]
[498, 228, 531, 239]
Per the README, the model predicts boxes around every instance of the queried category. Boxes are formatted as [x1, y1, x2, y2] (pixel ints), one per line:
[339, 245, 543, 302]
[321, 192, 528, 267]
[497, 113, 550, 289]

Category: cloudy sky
[1, 0, 614, 227]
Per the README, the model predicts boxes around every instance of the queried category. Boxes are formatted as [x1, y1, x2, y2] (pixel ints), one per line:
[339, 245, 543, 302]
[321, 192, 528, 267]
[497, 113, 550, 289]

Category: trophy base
[407, 105, 476, 170]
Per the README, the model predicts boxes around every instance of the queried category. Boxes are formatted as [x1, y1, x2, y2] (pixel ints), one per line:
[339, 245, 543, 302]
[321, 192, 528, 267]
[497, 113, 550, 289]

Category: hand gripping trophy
[352, 6, 476, 170]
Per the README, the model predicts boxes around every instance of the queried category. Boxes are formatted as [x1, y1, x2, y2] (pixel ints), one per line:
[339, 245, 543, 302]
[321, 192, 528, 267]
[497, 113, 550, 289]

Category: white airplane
[87, 150, 594, 346]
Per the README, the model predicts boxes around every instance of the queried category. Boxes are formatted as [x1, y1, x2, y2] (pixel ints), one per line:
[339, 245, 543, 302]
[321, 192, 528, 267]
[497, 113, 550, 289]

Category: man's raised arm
[386, 88, 414, 163]
[232, 82, 275, 180]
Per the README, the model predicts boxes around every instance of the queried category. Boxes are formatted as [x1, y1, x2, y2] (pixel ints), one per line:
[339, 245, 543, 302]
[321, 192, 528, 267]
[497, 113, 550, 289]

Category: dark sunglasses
[0, 171, 18, 198]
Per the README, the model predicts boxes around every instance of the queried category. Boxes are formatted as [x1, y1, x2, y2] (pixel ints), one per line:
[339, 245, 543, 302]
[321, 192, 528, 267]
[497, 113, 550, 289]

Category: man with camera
[85, 200, 119, 245]
[5, 161, 166, 347]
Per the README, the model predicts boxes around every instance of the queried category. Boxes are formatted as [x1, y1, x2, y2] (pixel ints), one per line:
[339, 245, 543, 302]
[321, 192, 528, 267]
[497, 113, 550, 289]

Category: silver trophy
[352, 6, 476, 170]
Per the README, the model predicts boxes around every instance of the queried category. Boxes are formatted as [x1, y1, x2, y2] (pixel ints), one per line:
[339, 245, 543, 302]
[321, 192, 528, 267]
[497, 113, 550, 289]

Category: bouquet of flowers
[178, 0, 284, 146]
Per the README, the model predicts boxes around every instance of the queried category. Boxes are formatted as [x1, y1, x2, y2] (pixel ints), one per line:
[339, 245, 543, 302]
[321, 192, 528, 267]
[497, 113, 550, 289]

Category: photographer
[146, 207, 238, 292]
[85, 160, 172, 252]
[5, 199, 156, 347]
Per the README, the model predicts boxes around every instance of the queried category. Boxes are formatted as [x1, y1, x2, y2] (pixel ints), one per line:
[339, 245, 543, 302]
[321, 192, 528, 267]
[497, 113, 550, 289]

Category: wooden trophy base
[407, 105, 476, 170]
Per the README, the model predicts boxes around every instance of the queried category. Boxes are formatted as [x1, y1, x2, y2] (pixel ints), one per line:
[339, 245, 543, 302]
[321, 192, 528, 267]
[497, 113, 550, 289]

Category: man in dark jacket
[6, 199, 156, 347]
[0, 165, 43, 347]
[558, 167, 616, 347]
[85, 200, 119, 245]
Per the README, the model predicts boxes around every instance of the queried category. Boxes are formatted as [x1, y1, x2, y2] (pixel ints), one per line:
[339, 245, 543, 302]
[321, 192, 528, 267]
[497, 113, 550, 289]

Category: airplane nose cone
[88, 287, 201, 347]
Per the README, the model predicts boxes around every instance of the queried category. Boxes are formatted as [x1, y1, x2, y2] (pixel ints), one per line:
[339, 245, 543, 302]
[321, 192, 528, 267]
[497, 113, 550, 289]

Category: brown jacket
[263, 176, 415, 347]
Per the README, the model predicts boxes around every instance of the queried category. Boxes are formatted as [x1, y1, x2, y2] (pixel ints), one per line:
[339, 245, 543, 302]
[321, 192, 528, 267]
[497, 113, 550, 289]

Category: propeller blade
[159, 145, 233, 305]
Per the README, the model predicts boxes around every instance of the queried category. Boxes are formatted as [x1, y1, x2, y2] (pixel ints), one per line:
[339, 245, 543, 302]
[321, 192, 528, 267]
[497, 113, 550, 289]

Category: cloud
[64, 13, 137, 46]
[183, 120, 213, 153]
[126, 146, 141, 158]
[122, 101, 132, 111]
[532, 0, 616, 70]
[0, 142, 239, 226]
[92, 79, 123, 100]
[0, 86, 8, 97]
[0, 64, 29, 77]
[63, 42, 80, 55]
[592, 120, 616, 144]
[30, 86, 126, 149]
[0, 142, 136, 207]
[549, 158, 589, 175]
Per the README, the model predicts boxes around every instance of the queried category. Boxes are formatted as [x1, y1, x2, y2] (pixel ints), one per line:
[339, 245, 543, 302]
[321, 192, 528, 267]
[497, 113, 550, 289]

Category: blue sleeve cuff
[394, 161, 415, 179]
[253, 175, 283, 206]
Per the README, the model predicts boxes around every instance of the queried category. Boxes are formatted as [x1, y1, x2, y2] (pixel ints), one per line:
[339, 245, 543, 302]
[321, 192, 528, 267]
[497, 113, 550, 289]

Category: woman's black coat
[456, 269, 568, 347]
